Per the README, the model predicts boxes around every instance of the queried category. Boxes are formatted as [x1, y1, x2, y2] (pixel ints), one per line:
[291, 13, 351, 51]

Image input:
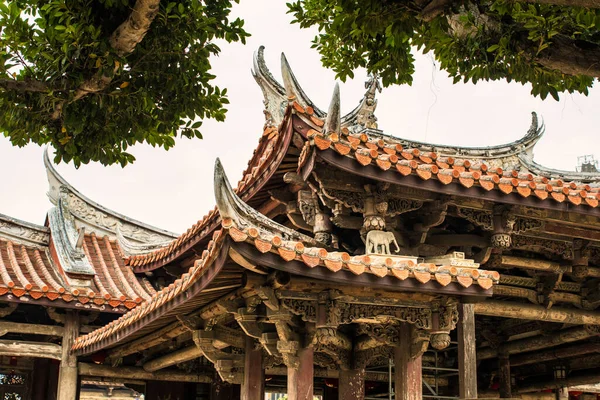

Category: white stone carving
[366, 230, 400, 255]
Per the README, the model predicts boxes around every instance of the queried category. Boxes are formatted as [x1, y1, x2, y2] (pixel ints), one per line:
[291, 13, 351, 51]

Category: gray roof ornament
[281, 53, 297, 101]
[324, 83, 341, 135]
[356, 74, 382, 130]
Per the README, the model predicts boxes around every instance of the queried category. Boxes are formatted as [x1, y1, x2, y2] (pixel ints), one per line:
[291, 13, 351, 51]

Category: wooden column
[394, 324, 422, 400]
[57, 310, 80, 400]
[242, 336, 264, 400]
[31, 358, 50, 400]
[339, 369, 365, 400]
[498, 352, 512, 398]
[458, 304, 478, 400]
[287, 346, 314, 400]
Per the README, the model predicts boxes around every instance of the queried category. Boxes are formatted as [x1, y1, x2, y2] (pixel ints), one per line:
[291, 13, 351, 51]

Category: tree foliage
[0, 0, 248, 166]
[287, 0, 600, 101]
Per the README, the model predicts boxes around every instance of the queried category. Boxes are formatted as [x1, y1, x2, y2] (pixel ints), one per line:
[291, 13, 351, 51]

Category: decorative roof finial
[324, 83, 341, 135]
[356, 74, 382, 130]
[281, 53, 297, 101]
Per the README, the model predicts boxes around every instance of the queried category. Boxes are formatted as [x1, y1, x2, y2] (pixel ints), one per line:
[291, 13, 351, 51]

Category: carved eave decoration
[0, 213, 49, 248]
[47, 197, 95, 278]
[44, 149, 177, 254]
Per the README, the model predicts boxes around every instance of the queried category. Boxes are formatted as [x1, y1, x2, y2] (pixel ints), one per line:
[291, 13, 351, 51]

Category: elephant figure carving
[366, 230, 400, 255]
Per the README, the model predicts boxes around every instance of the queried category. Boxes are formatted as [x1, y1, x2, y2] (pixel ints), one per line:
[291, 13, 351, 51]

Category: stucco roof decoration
[291, 89, 600, 208]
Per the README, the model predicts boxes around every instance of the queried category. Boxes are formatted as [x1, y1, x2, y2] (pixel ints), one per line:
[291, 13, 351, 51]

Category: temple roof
[124, 47, 600, 273]
[72, 159, 499, 355]
[45, 150, 177, 255]
[0, 153, 175, 312]
[0, 213, 154, 312]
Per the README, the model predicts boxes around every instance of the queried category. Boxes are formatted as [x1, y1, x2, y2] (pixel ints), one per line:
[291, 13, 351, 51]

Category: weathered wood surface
[518, 372, 600, 393]
[394, 324, 422, 400]
[79, 363, 213, 383]
[458, 303, 477, 400]
[510, 342, 600, 366]
[0, 321, 64, 337]
[242, 336, 264, 400]
[498, 353, 512, 398]
[339, 369, 365, 400]
[500, 256, 565, 273]
[0, 339, 62, 359]
[287, 346, 314, 400]
[478, 325, 598, 360]
[143, 345, 202, 372]
[473, 301, 600, 325]
[57, 310, 79, 400]
[108, 322, 187, 361]
[264, 367, 447, 385]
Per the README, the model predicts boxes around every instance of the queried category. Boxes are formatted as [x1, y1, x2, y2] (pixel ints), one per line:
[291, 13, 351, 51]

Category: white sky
[1, 0, 599, 234]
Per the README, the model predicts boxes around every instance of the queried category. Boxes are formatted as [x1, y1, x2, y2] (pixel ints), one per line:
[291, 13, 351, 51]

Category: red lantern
[324, 378, 338, 388]
[90, 351, 106, 365]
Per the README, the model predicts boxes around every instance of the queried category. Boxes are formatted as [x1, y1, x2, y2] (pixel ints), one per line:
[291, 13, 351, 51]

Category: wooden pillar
[287, 346, 314, 400]
[211, 381, 240, 400]
[57, 310, 80, 400]
[31, 358, 50, 400]
[339, 369, 365, 400]
[557, 387, 569, 400]
[242, 336, 264, 400]
[394, 324, 422, 400]
[498, 352, 512, 398]
[458, 303, 478, 400]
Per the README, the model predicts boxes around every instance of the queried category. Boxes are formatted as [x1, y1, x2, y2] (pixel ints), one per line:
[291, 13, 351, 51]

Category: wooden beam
[458, 304, 477, 399]
[501, 255, 566, 273]
[57, 310, 79, 400]
[394, 324, 422, 400]
[339, 369, 365, 400]
[510, 342, 600, 367]
[79, 363, 213, 383]
[518, 372, 600, 393]
[473, 301, 600, 325]
[265, 367, 447, 385]
[287, 346, 314, 400]
[0, 321, 64, 337]
[242, 336, 264, 400]
[0, 339, 61, 360]
[477, 326, 598, 360]
[143, 345, 202, 372]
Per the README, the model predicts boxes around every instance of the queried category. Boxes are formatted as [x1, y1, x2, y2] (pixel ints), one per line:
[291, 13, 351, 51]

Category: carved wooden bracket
[312, 327, 352, 370]
[235, 308, 262, 339]
[193, 330, 244, 384]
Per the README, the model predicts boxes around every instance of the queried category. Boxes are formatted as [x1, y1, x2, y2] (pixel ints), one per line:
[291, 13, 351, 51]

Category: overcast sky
[1, 0, 599, 234]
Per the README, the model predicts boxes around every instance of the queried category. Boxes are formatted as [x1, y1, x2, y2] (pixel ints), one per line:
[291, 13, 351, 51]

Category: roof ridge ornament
[324, 83, 341, 135]
[281, 53, 297, 102]
[355, 74, 382, 131]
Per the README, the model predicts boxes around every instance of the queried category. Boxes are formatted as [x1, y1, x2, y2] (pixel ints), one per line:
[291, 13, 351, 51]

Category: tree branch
[536, 36, 600, 78]
[52, 0, 160, 118]
[521, 0, 600, 8]
[0, 79, 49, 93]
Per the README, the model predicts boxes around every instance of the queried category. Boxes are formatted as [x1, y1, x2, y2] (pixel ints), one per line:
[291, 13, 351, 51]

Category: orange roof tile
[221, 218, 499, 290]
[295, 112, 600, 208]
[0, 235, 150, 312]
[73, 230, 228, 355]
[126, 109, 295, 271]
